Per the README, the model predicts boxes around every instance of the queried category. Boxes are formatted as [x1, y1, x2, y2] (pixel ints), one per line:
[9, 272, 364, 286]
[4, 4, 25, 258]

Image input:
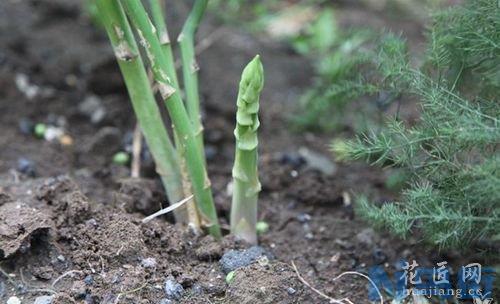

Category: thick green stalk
[178, 0, 208, 158]
[122, 0, 221, 238]
[148, 0, 179, 88]
[95, 0, 185, 220]
[230, 56, 264, 244]
[148, 0, 200, 231]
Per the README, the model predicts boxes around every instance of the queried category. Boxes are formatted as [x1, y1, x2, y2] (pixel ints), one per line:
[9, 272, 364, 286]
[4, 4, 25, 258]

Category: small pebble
[78, 95, 106, 124]
[298, 147, 337, 175]
[17, 157, 36, 177]
[296, 213, 311, 223]
[372, 248, 387, 264]
[19, 117, 34, 135]
[84, 293, 94, 304]
[205, 129, 223, 143]
[191, 284, 203, 295]
[220, 246, 269, 274]
[159, 299, 172, 304]
[84, 275, 94, 285]
[7, 296, 21, 304]
[34, 295, 53, 304]
[57, 255, 65, 262]
[59, 134, 73, 146]
[44, 126, 64, 142]
[164, 276, 184, 300]
[278, 152, 306, 169]
[85, 218, 98, 227]
[356, 228, 376, 246]
[286, 287, 297, 295]
[204, 144, 217, 161]
[140, 257, 157, 269]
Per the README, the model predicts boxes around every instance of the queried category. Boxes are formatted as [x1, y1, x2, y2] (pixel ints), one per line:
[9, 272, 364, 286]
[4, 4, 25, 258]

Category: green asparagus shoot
[95, 0, 185, 222]
[148, 0, 200, 230]
[178, 0, 208, 159]
[120, 0, 221, 238]
[230, 55, 264, 244]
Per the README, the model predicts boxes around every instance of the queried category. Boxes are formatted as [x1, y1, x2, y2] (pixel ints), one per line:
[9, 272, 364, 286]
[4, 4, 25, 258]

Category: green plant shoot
[121, 0, 221, 238]
[230, 55, 264, 244]
[95, 0, 185, 220]
[179, 0, 208, 158]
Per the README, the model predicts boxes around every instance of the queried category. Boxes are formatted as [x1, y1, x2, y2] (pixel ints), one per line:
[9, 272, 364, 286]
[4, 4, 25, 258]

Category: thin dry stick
[114, 281, 149, 304]
[131, 122, 143, 178]
[333, 271, 384, 304]
[51, 270, 84, 288]
[291, 261, 345, 304]
[0, 266, 18, 287]
[291, 261, 384, 304]
[142, 195, 194, 223]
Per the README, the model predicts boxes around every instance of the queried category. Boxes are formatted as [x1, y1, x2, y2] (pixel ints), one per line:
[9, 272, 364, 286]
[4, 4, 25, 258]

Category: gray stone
[7, 297, 21, 304]
[356, 228, 376, 246]
[140, 257, 157, 269]
[34, 295, 54, 304]
[164, 276, 184, 300]
[86, 127, 121, 156]
[298, 147, 336, 175]
[79, 95, 106, 124]
[219, 246, 269, 274]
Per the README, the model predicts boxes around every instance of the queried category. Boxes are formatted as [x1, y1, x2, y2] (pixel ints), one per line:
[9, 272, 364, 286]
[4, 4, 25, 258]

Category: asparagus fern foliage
[333, 0, 500, 248]
[231, 55, 264, 244]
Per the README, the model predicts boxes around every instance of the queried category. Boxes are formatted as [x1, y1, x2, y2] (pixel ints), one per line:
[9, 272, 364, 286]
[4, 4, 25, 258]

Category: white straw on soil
[142, 195, 194, 223]
[291, 261, 384, 304]
[131, 122, 142, 178]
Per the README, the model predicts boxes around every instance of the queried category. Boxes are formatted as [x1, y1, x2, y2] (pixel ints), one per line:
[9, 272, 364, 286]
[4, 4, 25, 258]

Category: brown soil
[0, 1, 497, 303]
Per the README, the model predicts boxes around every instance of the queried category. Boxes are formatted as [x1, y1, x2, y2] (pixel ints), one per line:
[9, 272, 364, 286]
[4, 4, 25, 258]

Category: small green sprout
[225, 271, 236, 284]
[256, 221, 269, 235]
[34, 123, 47, 139]
[112, 151, 130, 165]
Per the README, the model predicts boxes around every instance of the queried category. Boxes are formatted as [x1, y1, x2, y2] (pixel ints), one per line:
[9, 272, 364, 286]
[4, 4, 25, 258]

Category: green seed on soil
[34, 123, 47, 138]
[113, 151, 130, 165]
[225, 271, 236, 284]
[256, 221, 269, 234]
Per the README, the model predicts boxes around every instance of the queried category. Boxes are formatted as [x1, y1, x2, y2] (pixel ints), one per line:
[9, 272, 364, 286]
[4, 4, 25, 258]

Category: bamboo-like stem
[230, 56, 264, 244]
[148, 0, 179, 88]
[178, 0, 208, 158]
[96, 0, 186, 221]
[149, 0, 200, 231]
[122, 0, 221, 238]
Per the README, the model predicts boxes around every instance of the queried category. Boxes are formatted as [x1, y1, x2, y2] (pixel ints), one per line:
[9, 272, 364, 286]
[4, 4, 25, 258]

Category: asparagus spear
[230, 55, 264, 244]
[121, 0, 221, 238]
[178, 0, 208, 158]
[148, 0, 201, 231]
[95, 0, 185, 220]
